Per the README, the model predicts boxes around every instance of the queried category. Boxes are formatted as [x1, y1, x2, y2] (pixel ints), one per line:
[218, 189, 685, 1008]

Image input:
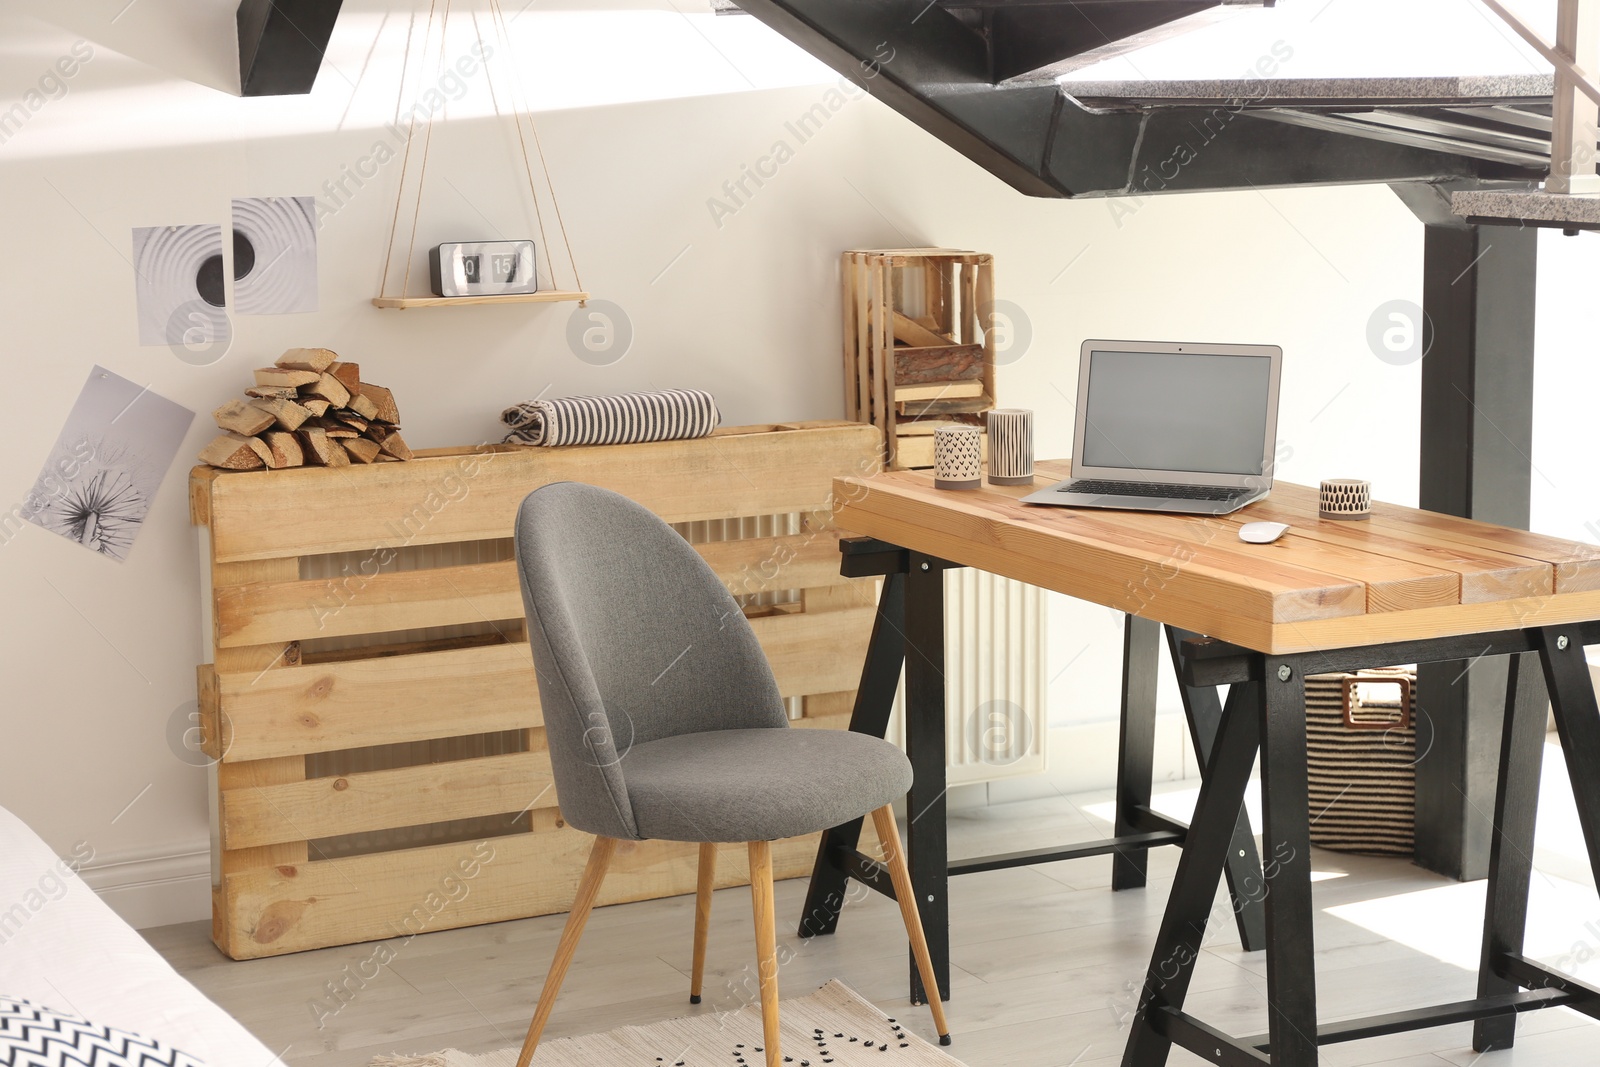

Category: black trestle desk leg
[904, 554, 950, 1004]
[1165, 626, 1268, 952]
[1122, 679, 1262, 1067]
[800, 571, 906, 939]
[1539, 628, 1600, 906]
[1259, 659, 1318, 1067]
[1113, 615, 1161, 891]
[1474, 651, 1548, 1052]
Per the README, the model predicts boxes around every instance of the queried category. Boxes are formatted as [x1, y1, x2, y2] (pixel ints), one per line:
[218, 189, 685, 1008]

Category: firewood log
[378, 431, 414, 461]
[263, 431, 305, 469]
[213, 399, 275, 437]
[342, 438, 381, 464]
[359, 384, 401, 424]
[298, 427, 350, 466]
[328, 361, 361, 396]
[347, 393, 379, 420]
[275, 347, 338, 373]
[245, 385, 299, 400]
[251, 397, 312, 432]
[253, 367, 320, 389]
[199, 433, 267, 470]
[303, 372, 351, 409]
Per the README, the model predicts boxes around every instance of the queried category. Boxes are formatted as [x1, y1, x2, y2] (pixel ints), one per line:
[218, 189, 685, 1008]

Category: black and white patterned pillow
[0, 996, 205, 1066]
[501, 388, 721, 447]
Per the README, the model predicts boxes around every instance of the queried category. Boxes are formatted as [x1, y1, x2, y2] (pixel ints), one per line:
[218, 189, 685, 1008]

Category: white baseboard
[76, 842, 211, 930]
[949, 715, 1196, 809]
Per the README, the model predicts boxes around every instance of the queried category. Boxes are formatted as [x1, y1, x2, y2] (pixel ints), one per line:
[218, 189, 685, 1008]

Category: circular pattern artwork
[131, 224, 230, 347]
[232, 196, 318, 314]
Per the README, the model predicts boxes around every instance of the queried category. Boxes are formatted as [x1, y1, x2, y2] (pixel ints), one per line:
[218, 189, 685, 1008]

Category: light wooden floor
[145, 771, 1600, 1067]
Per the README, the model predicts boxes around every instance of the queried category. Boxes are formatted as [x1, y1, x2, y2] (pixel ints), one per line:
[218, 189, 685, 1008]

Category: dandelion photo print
[22, 367, 195, 561]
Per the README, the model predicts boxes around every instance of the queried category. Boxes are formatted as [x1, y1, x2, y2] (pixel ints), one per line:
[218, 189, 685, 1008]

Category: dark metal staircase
[731, 0, 1562, 199]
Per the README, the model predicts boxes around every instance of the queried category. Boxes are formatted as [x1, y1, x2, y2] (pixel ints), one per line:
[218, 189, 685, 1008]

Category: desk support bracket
[1474, 650, 1548, 1050]
[799, 567, 907, 939]
[1123, 629, 1600, 1066]
[809, 539, 1278, 1007]
[1165, 626, 1269, 953]
[1112, 616, 1162, 892]
[902, 549, 951, 1004]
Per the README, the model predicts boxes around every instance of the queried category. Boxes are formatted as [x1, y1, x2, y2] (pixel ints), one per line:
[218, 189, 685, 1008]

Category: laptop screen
[1081, 348, 1275, 477]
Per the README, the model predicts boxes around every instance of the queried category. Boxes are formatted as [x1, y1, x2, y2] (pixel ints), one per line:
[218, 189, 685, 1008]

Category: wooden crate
[191, 421, 882, 959]
[841, 248, 997, 469]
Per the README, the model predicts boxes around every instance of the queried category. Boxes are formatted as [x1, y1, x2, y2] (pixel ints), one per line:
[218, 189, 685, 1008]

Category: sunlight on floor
[1083, 740, 1600, 979]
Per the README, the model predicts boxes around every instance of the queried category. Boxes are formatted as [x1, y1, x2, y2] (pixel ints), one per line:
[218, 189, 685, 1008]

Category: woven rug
[368, 979, 962, 1067]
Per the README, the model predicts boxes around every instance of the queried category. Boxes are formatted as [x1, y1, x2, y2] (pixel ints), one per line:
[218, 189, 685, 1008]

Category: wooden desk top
[835, 461, 1600, 654]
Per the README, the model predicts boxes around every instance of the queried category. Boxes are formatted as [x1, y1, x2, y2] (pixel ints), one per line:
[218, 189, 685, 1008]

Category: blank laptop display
[1021, 340, 1283, 516]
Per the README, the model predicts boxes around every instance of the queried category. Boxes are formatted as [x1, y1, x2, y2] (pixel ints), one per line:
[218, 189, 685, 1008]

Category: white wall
[1532, 229, 1600, 544]
[974, 180, 1431, 727]
[0, 1, 1592, 926]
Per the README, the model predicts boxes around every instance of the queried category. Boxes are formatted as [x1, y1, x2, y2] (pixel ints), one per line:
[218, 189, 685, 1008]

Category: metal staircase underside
[732, 0, 1597, 226]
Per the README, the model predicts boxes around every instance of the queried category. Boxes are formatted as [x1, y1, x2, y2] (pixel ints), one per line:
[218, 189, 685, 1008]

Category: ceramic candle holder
[986, 409, 1034, 485]
[1319, 478, 1372, 520]
[934, 426, 983, 490]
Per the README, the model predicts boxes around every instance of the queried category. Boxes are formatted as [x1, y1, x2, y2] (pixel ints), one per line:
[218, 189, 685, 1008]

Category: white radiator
[887, 266, 1050, 783]
[889, 569, 1050, 786]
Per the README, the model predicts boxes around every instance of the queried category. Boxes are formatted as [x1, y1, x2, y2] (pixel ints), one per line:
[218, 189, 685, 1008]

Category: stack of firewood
[198, 349, 412, 470]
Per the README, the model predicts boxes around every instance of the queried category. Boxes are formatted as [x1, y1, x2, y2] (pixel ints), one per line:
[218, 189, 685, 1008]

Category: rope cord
[391, 9, 418, 129]
[379, 0, 585, 301]
[489, 0, 583, 293]
[401, 0, 455, 300]
[471, 5, 556, 291]
[379, 2, 433, 299]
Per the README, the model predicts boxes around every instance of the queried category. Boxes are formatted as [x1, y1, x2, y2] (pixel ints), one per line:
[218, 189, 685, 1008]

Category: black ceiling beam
[237, 0, 345, 97]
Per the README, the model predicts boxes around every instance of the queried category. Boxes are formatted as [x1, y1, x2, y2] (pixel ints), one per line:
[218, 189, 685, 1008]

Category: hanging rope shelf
[372, 291, 589, 309]
[374, 0, 589, 309]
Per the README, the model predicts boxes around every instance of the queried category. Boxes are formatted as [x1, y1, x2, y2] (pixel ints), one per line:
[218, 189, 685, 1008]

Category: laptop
[1021, 339, 1284, 516]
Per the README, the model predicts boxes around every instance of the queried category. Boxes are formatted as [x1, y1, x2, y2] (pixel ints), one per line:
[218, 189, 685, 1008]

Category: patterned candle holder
[986, 408, 1034, 485]
[1319, 478, 1372, 520]
[934, 426, 983, 490]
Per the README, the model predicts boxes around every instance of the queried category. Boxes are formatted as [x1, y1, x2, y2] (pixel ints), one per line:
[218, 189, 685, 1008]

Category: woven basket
[1306, 668, 1416, 856]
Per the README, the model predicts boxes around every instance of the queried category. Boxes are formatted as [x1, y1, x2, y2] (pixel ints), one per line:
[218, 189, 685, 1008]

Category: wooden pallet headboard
[191, 421, 883, 959]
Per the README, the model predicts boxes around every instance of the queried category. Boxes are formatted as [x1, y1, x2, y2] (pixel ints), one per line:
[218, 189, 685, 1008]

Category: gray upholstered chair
[511, 482, 949, 1067]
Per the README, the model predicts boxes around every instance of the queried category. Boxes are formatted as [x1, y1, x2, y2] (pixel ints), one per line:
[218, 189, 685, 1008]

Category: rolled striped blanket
[501, 388, 721, 447]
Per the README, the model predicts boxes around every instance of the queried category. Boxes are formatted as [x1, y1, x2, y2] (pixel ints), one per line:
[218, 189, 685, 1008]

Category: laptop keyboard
[1061, 479, 1245, 502]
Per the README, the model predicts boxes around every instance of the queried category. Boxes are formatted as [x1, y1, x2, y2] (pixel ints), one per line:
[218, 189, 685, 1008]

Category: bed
[0, 804, 282, 1066]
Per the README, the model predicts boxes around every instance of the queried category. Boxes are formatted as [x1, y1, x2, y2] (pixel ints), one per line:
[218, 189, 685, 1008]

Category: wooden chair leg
[871, 805, 952, 1045]
[748, 840, 782, 1067]
[515, 836, 617, 1067]
[691, 842, 716, 1003]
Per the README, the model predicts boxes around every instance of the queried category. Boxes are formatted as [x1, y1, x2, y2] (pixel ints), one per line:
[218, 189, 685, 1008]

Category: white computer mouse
[1239, 521, 1290, 544]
